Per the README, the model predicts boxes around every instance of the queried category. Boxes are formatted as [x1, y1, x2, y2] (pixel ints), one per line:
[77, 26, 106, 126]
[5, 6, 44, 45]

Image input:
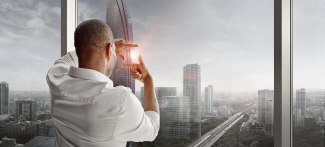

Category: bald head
[74, 19, 114, 51]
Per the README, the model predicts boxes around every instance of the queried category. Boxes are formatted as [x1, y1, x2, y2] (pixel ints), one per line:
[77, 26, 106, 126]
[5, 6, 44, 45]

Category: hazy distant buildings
[214, 106, 233, 118]
[296, 88, 306, 126]
[204, 85, 213, 114]
[140, 87, 177, 105]
[0, 82, 9, 115]
[183, 64, 201, 139]
[160, 96, 190, 140]
[16, 101, 37, 121]
[258, 89, 274, 136]
[106, 0, 135, 93]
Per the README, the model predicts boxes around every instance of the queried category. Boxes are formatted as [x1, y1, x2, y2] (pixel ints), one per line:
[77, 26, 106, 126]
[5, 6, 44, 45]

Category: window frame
[61, 0, 293, 146]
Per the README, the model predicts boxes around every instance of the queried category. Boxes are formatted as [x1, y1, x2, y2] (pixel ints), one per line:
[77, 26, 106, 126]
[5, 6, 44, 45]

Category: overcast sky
[0, 0, 60, 91]
[0, 0, 323, 92]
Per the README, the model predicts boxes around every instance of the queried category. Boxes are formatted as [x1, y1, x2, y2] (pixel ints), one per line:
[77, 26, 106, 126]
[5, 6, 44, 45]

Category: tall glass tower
[106, 0, 135, 93]
[183, 64, 201, 140]
[0, 82, 9, 115]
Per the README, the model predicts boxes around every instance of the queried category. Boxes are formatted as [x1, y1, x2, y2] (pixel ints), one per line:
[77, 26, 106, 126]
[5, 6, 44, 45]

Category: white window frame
[61, 0, 293, 146]
[61, 0, 77, 56]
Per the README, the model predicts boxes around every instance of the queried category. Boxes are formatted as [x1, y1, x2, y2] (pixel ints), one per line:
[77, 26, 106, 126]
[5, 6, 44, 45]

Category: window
[293, 0, 325, 146]
[0, 0, 60, 145]
[78, 0, 274, 146]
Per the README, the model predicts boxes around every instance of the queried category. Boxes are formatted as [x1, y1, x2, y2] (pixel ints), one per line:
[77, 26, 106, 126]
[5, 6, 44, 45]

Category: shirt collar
[68, 66, 113, 87]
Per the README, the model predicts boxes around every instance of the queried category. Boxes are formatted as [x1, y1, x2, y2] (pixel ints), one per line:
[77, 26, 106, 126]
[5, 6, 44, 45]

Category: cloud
[2, 0, 323, 92]
[0, 0, 60, 91]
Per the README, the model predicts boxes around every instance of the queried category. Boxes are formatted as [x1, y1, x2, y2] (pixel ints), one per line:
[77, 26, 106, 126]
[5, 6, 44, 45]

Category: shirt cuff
[145, 111, 160, 127]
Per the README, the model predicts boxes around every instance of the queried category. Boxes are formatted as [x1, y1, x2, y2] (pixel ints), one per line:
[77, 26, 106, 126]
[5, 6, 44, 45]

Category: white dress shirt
[46, 51, 160, 147]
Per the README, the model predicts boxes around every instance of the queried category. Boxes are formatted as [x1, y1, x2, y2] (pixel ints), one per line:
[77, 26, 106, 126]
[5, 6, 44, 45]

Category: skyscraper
[160, 96, 190, 140]
[183, 64, 201, 139]
[204, 85, 213, 114]
[265, 98, 273, 135]
[155, 87, 177, 99]
[296, 88, 306, 117]
[296, 88, 306, 126]
[140, 87, 177, 105]
[257, 89, 273, 124]
[258, 89, 274, 135]
[16, 100, 37, 121]
[106, 0, 135, 93]
[0, 82, 9, 115]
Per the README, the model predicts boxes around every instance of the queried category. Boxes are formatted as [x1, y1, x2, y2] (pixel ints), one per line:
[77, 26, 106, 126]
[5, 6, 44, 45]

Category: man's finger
[139, 54, 144, 65]
[122, 64, 136, 68]
[123, 41, 138, 47]
[115, 39, 138, 47]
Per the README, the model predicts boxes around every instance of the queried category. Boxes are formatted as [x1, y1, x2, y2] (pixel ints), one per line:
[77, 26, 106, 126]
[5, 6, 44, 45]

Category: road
[188, 108, 251, 147]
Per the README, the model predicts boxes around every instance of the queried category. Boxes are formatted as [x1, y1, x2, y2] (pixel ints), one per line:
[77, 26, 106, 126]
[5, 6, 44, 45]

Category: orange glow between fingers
[130, 49, 140, 64]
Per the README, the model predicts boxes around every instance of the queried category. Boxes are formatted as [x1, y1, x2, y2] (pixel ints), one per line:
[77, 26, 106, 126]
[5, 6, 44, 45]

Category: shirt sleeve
[114, 90, 160, 142]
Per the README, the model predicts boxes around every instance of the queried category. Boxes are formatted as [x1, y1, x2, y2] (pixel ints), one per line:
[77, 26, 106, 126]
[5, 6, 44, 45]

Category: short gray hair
[74, 19, 114, 51]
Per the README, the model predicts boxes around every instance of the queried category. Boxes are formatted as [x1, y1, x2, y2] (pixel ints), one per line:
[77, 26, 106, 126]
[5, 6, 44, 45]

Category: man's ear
[105, 43, 111, 58]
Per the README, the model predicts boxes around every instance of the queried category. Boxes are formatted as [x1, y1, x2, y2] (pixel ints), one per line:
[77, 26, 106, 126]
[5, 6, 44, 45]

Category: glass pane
[0, 0, 60, 146]
[78, 0, 273, 146]
[293, 0, 325, 146]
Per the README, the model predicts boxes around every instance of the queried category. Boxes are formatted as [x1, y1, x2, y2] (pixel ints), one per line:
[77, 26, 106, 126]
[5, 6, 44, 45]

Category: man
[46, 19, 159, 147]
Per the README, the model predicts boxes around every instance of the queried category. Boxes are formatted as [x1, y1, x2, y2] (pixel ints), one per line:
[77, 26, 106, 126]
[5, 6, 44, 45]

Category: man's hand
[123, 55, 151, 83]
[114, 38, 138, 61]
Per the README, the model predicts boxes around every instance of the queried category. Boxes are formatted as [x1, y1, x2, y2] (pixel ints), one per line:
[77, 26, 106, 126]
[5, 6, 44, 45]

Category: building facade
[0, 82, 9, 115]
[16, 101, 37, 121]
[265, 99, 273, 135]
[204, 85, 213, 114]
[258, 89, 274, 135]
[296, 88, 306, 126]
[106, 0, 135, 93]
[183, 64, 201, 139]
[160, 96, 190, 140]
[140, 87, 177, 105]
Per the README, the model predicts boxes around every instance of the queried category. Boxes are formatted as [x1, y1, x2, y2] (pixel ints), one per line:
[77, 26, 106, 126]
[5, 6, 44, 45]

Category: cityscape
[1, 64, 325, 146]
[0, 0, 324, 147]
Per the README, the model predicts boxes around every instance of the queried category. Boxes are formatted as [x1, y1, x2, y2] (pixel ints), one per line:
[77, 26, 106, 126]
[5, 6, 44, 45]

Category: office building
[16, 100, 37, 121]
[183, 64, 201, 139]
[140, 87, 177, 105]
[296, 88, 306, 119]
[160, 96, 190, 140]
[265, 99, 273, 135]
[0, 82, 9, 115]
[204, 85, 213, 114]
[258, 89, 273, 124]
[106, 0, 135, 93]
[258, 89, 274, 135]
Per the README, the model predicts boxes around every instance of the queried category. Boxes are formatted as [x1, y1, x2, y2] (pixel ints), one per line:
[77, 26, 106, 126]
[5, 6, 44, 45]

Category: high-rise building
[155, 87, 177, 99]
[0, 82, 9, 115]
[106, 0, 135, 93]
[183, 63, 201, 139]
[160, 96, 190, 140]
[258, 89, 273, 123]
[296, 88, 306, 118]
[140, 87, 177, 105]
[16, 100, 37, 121]
[204, 85, 213, 114]
[258, 89, 274, 135]
[265, 99, 273, 135]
